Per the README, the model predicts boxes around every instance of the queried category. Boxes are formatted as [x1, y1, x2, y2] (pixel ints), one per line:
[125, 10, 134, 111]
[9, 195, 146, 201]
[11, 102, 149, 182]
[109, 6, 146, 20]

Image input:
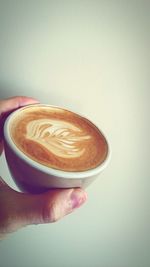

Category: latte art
[10, 105, 108, 171]
[26, 119, 91, 158]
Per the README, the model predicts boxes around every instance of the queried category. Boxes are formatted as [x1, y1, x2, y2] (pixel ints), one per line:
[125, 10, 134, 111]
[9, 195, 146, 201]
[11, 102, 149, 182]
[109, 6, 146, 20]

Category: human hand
[0, 96, 87, 239]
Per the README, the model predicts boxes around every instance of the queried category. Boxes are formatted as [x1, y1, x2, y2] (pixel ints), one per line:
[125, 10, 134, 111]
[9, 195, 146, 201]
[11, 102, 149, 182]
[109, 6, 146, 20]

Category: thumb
[0, 183, 87, 235]
[19, 188, 87, 225]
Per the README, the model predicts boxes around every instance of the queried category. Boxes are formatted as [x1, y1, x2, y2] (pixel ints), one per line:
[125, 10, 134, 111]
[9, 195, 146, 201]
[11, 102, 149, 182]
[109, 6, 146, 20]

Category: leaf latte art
[10, 105, 108, 171]
[26, 119, 91, 158]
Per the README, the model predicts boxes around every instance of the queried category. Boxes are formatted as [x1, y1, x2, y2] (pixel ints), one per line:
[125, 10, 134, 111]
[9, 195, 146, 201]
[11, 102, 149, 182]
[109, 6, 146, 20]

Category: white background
[0, 1, 149, 267]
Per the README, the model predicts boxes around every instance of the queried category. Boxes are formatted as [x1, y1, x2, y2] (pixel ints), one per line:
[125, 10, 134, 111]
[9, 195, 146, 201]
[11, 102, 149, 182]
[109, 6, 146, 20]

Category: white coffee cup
[4, 104, 111, 193]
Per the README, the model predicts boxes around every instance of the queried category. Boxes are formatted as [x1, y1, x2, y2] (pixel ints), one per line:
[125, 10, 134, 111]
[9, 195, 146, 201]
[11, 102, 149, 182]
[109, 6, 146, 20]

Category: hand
[0, 96, 87, 239]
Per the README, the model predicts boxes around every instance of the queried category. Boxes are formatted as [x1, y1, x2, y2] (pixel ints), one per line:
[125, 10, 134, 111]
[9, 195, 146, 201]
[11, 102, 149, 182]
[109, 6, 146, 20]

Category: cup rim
[4, 104, 111, 179]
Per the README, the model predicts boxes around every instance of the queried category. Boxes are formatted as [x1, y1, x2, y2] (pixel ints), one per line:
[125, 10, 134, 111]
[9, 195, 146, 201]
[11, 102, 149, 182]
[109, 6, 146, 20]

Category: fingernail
[70, 189, 87, 209]
[20, 97, 39, 106]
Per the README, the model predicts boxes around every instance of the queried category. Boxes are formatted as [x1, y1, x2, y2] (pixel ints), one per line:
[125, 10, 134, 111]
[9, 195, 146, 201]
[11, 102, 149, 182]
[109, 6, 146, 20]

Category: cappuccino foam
[10, 105, 108, 172]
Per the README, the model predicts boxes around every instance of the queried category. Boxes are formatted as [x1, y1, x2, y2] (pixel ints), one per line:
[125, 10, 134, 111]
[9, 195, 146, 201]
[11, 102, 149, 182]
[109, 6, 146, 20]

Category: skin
[0, 96, 87, 239]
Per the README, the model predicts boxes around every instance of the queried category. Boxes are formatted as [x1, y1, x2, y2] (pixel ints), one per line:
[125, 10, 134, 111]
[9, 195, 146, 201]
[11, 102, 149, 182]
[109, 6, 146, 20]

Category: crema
[10, 105, 108, 172]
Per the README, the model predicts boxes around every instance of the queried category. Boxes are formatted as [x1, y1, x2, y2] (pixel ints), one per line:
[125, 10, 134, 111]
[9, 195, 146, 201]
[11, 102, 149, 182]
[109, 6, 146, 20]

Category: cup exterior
[4, 105, 111, 193]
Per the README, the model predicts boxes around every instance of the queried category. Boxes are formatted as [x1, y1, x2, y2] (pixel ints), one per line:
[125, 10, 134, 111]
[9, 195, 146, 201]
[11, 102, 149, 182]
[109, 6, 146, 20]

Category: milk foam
[26, 119, 91, 158]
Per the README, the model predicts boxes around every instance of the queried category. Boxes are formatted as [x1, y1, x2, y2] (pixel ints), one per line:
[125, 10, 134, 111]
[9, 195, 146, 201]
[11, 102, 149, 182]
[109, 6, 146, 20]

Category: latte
[10, 105, 108, 172]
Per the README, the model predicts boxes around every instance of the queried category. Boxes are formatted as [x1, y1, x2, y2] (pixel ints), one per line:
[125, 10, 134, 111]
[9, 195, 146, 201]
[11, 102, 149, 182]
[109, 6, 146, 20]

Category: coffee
[10, 105, 108, 172]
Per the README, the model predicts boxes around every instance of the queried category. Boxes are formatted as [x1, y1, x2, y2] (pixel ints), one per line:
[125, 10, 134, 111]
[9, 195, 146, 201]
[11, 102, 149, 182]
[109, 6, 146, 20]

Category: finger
[0, 96, 39, 150]
[0, 96, 39, 116]
[12, 188, 87, 226]
[0, 175, 9, 188]
[0, 141, 3, 155]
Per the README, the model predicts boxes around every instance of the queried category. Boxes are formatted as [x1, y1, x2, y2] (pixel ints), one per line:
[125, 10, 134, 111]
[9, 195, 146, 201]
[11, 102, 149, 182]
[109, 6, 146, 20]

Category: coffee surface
[10, 105, 108, 171]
